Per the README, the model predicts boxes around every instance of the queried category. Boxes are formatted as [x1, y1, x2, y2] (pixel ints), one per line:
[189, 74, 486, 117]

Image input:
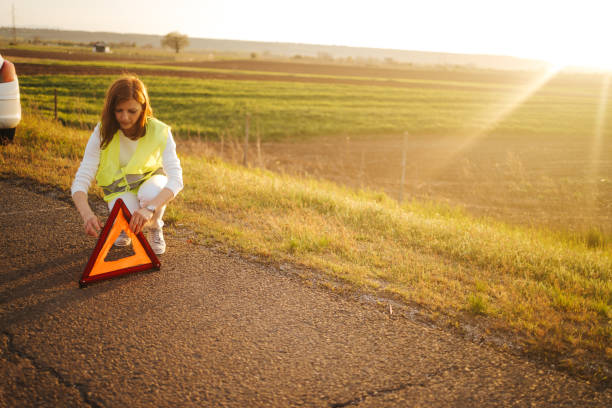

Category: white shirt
[71, 123, 184, 197]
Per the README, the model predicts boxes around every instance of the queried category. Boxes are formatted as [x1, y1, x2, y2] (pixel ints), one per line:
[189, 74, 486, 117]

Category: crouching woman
[71, 75, 183, 254]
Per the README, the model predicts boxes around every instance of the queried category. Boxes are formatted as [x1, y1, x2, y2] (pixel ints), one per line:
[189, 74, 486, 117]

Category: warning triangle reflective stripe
[79, 199, 161, 287]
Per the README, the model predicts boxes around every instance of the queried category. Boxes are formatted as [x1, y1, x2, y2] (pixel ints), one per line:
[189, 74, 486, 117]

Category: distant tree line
[24, 38, 137, 48]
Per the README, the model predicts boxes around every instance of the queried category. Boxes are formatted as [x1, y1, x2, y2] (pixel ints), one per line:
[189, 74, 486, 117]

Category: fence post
[243, 114, 250, 166]
[256, 117, 262, 167]
[399, 132, 408, 202]
[220, 131, 225, 156]
[359, 149, 365, 188]
[54, 89, 58, 121]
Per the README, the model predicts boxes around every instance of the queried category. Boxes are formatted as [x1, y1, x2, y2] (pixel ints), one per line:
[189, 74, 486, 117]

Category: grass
[586, 228, 609, 249]
[2, 112, 610, 383]
[468, 293, 488, 315]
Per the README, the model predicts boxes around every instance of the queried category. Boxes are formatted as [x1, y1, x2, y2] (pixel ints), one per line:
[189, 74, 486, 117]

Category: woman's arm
[161, 129, 183, 195]
[137, 129, 183, 207]
[129, 129, 183, 233]
[71, 125, 103, 236]
[129, 187, 175, 234]
[71, 124, 101, 195]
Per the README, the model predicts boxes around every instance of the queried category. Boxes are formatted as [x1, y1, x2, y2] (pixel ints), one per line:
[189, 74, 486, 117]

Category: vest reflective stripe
[96, 117, 169, 202]
[100, 167, 166, 196]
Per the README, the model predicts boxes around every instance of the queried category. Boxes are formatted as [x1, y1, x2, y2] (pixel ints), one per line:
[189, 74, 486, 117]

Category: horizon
[3, 0, 612, 69]
[6, 24, 551, 62]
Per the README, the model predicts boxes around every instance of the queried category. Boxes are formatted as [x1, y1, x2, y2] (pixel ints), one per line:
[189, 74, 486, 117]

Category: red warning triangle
[79, 199, 161, 287]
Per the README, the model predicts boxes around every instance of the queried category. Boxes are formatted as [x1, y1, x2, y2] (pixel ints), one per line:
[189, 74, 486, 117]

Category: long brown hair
[100, 75, 152, 149]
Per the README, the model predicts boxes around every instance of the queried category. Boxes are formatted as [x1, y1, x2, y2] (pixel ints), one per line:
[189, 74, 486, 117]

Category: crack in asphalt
[328, 365, 474, 407]
[2, 331, 104, 408]
[328, 381, 426, 407]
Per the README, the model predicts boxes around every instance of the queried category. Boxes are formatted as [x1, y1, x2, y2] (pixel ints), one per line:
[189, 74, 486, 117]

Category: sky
[3, 0, 612, 68]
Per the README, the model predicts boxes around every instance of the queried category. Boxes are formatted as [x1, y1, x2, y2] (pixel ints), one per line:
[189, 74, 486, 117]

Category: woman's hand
[83, 214, 103, 237]
[129, 208, 153, 235]
[73, 192, 102, 237]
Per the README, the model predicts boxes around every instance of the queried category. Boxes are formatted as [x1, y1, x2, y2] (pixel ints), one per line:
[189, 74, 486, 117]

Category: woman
[71, 75, 183, 254]
[0, 53, 21, 145]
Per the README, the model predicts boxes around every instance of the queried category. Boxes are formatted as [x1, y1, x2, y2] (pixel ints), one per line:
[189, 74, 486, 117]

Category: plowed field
[5, 48, 535, 90]
[13, 61, 499, 92]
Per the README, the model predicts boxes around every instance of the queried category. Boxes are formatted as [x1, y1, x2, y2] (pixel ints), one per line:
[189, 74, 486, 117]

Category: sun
[538, 42, 612, 72]
[546, 54, 612, 72]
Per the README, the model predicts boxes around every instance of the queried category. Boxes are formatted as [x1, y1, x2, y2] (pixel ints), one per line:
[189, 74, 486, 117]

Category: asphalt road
[0, 179, 610, 407]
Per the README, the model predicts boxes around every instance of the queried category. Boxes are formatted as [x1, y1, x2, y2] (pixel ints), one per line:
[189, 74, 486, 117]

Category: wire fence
[46, 90, 612, 233]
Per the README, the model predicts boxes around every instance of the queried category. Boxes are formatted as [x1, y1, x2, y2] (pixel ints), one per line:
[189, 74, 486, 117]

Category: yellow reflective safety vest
[96, 117, 169, 202]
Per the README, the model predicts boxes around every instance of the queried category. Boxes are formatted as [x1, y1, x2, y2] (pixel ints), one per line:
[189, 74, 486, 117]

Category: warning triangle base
[79, 199, 161, 287]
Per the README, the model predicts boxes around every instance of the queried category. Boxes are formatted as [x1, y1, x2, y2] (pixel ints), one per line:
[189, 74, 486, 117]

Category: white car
[0, 54, 21, 143]
[0, 78, 21, 128]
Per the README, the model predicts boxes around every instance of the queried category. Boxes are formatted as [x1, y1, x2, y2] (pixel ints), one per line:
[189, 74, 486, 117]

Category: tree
[161, 31, 189, 54]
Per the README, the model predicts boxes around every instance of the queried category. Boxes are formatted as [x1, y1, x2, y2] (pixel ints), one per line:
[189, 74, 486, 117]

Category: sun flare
[429, 63, 564, 176]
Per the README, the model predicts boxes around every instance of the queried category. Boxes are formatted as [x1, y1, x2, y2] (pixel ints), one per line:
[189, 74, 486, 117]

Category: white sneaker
[149, 228, 166, 255]
[114, 230, 131, 247]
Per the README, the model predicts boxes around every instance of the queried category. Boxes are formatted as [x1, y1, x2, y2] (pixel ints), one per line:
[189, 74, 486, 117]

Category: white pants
[108, 175, 167, 229]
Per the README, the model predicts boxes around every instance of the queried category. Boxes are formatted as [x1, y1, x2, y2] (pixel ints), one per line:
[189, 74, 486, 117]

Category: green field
[18, 70, 612, 141]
